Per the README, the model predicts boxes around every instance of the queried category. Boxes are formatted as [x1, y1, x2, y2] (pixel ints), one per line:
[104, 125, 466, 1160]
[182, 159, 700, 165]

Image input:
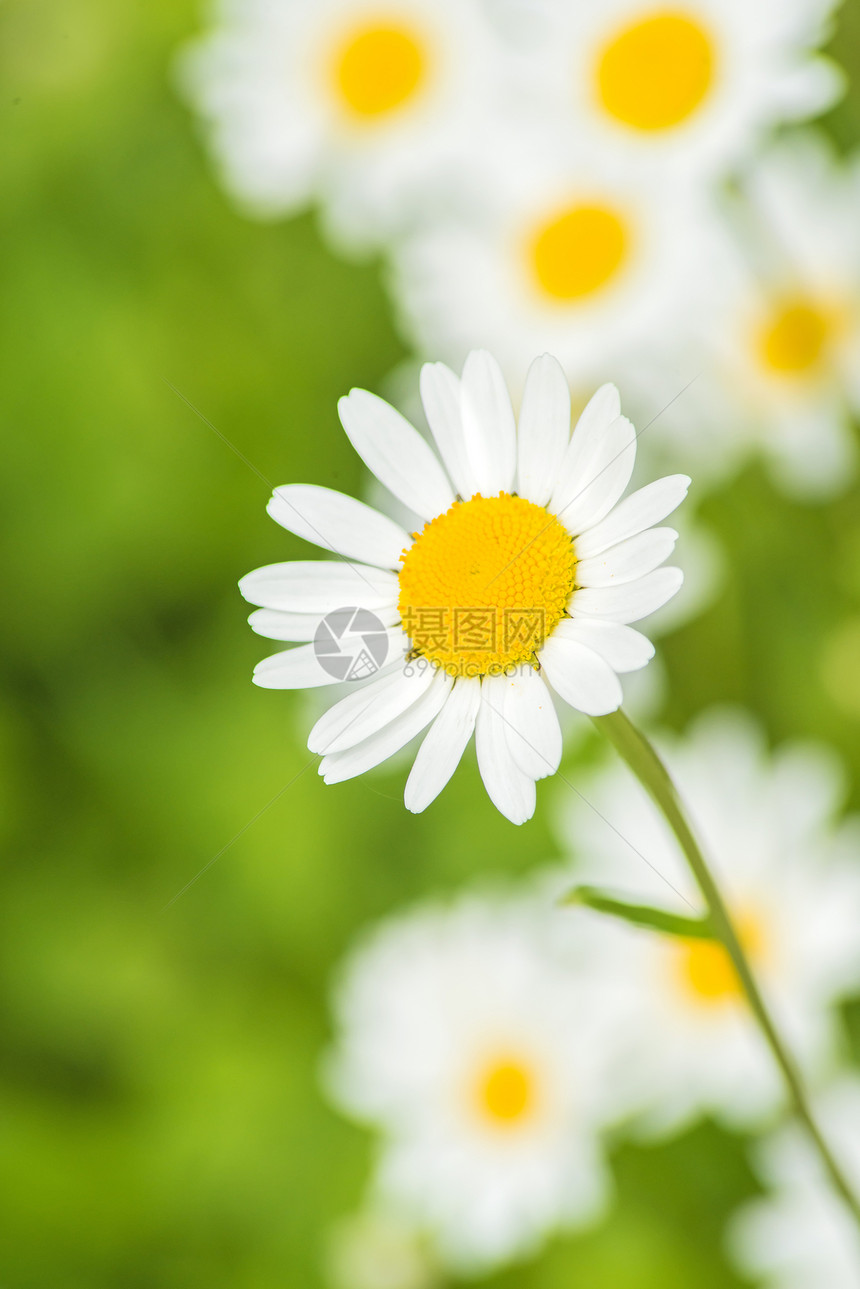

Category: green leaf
[560, 884, 714, 940]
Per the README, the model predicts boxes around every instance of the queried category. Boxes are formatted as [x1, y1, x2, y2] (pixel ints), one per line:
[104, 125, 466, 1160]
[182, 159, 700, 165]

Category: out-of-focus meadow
[3, 1, 860, 1285]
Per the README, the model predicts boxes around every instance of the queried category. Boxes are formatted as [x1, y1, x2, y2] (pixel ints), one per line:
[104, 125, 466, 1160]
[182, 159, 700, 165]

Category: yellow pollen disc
[596, 12, 715, 132]
[476, 1058, 535, 1125]
[759, 299, 830, 375]
[676, 911, 767, 1003]
[398, 493, 577, 678]
[333, 23, 425, 118]
[530, 205, 628, 301]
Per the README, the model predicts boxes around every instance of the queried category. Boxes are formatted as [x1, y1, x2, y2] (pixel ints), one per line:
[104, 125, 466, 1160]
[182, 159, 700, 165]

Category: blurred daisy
[390, 132, 707, 382]
[178, 0, 498, 251]
[728, 1080, 860, 1288]
[510, 0, 842, 179]
[240, 350, 687, 824]
[715, 133, 860, 497]
[635, 133, 860, 498]
[555, 709, 860, 1131]
[324, 893, 616, 1272]
[326, 1207, 440, 1289]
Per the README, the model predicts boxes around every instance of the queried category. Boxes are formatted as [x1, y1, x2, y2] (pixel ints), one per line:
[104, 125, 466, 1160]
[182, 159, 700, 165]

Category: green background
[3, 1, 860, 1285]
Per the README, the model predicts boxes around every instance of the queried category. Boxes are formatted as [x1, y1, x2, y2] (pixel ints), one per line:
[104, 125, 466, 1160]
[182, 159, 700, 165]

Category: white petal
[499, 667, 562, 780]
[252, 643, 342, 690]
[248, 609, 320, 641]
[249, 604, 401, 640]
[538, 636, 623, 716]
[308, 666, 435, 755]
[516, 353, 571, 506]
[460, 350, 517, 495]
[338, 389, 455, 520]
[574, 476, 690, 558]
[552, 619, 655, 672]
[319, 670, 452, 784]
[267, 484, 410, 569]
[404, 679, 482, 813]
[571, 567, 684, 623]
[419, 362, 481, 499]
[548, 383, 621, 514]
[575, 528, 678, 587]
[239, 560, 398, 613]
[253, 627, 407, 688]
[475, 677, 537, 824]
[554, 414, 637, 534]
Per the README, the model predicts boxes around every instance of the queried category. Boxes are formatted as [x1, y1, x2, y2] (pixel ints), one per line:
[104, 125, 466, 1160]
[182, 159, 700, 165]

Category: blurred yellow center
[398, 493, 576, 677]
[333, 24, 424, 117]
[759, 300, 830, 374]
[476, 1058, 535, 1124]
[531, 205, 628, 301]
[676, 912, 767, 1003]
[597, 12, 715, 131]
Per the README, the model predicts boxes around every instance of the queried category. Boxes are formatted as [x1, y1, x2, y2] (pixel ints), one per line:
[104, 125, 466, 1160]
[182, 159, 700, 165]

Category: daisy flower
[323, 892, 617, 1272]
[554, 709, 860, 1131]
[240, 350, 688, 824]
[728, 1080, 860, 1289]
[390, 130, 708, 384]
[506, 0, 842, 180]
[178, 0, 499, 252]
[628, 132, 860, 498]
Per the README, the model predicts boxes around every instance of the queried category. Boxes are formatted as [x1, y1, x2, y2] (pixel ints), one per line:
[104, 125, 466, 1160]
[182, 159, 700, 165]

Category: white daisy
[323, 891, 617, 1272]
[178, 0, 499, 252]
[629, 132, 860, 499]
[554, 709, 860, 1131]
[505, 0, 842, 180]
[389, 130, 708, 383]
[728, 1080, 860, 1289]
[240, 350, 688, 824]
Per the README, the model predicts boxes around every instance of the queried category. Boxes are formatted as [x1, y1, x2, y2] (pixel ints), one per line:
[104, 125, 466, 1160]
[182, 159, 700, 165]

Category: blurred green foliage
[2, 1, 860, 1285]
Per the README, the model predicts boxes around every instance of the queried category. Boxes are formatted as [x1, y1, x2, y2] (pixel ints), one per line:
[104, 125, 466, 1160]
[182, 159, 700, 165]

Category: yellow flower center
[530, 205, 629, 302]
[398, 494, 577, 678]
[596, 12, 715, 132]
[676, 912, 767, 1004]
[333, 23, 425, 118]
[475, 1057, 535, 1125]
[759, 299, 831, 375]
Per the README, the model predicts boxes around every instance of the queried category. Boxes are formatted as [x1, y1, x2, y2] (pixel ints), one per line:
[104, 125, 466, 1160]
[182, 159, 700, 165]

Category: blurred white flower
[326, 1208, 440, 1289]
[504, 0, 842, 180]
[554, 708, 860, 1131]
[728, 1080, 860, 1288]
[323, 891, 619, 1272]
[390, 130, 709, 384]
[240, 350, 687, 824]
[633, 132, 860, 499]
[178, 0, 499, 252]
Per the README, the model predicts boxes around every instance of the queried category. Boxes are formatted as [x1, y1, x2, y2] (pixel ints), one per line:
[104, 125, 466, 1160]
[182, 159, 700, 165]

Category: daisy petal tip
[250, 669, 277, 690]
[337, 388, 366, 419]
[504, 799, 536, 827]
[237, 573, 257, 604]
[593, 382, 622, 419]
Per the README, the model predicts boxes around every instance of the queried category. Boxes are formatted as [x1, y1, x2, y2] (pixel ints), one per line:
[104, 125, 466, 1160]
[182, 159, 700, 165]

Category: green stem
[594, 707, 860, 1228]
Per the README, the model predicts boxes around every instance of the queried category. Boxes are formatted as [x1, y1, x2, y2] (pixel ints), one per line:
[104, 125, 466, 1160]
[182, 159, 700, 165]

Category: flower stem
[594, 707, 860, 1227]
